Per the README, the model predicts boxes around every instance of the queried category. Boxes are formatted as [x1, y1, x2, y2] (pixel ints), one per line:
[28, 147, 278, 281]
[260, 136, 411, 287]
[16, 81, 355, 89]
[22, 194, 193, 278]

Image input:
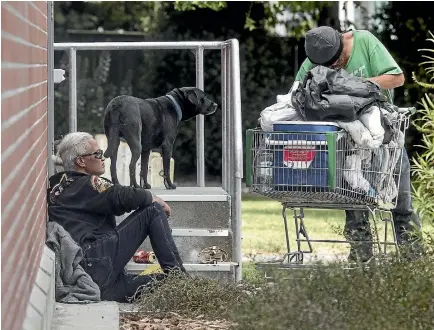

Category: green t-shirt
[295, 30, 402, 103]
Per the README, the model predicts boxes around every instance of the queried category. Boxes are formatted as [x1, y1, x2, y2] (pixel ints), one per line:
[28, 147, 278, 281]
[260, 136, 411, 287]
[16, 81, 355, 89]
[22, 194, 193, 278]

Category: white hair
[52, 132, 94, 172]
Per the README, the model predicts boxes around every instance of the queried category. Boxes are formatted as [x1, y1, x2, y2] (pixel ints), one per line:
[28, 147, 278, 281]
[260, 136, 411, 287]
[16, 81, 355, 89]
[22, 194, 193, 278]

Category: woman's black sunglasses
[80, 149, 104, 159]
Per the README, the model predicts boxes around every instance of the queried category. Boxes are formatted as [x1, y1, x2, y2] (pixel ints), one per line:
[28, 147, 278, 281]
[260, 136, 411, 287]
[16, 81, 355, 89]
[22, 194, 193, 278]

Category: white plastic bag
[259, 81, 303, 131]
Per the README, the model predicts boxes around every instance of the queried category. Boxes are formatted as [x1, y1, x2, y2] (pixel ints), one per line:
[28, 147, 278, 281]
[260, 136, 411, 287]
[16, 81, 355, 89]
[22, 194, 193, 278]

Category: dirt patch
[120, 312, 236, 330]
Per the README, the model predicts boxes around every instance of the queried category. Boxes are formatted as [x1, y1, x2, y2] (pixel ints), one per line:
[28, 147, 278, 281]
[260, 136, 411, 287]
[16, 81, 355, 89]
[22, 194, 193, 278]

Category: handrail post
[225, 46, 232, 192]
[68, 48, 77, 132]
[230, 39, 243, 282]
[221, 46, 227, 190]
[195, 46, 205, 187]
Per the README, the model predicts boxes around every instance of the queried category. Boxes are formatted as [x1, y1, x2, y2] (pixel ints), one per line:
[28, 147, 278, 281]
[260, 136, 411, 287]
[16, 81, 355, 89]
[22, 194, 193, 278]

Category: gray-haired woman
[48, 132, 185, 302]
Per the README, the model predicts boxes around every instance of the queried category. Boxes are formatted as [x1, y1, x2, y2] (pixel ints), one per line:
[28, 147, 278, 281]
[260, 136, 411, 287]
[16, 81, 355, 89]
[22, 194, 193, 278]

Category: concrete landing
[51, 302, 119, 330]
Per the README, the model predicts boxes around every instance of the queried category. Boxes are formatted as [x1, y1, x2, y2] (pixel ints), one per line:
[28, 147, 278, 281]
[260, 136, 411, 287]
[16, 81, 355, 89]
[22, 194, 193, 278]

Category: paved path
[51, 302, 119, 330]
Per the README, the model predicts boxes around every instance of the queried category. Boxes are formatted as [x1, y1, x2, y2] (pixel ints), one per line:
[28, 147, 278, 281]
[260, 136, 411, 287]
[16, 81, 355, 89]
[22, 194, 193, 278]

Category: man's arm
[294, 58, 314, 82]
[367, 32, 404, 90]
[367, 73, 405, 89]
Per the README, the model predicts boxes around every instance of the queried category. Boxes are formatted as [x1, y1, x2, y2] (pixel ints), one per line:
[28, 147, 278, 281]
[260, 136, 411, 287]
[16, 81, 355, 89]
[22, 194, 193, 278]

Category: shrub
[412, 31, 434, 223]
[128, 258, 434, 330]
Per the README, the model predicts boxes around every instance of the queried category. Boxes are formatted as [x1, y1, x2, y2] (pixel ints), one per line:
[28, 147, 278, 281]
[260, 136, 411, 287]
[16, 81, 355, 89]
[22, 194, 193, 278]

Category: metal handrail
[51, 39, 243, 281]
[53, 41, 225, 51]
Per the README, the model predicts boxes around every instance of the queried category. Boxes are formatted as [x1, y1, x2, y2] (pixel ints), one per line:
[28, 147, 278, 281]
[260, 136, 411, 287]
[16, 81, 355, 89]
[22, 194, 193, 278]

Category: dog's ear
[186, 89, 199, 105]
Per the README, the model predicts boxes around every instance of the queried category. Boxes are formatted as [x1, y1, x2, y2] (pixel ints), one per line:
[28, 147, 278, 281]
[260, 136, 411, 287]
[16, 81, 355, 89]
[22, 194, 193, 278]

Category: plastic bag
[259, 81, 303, 132]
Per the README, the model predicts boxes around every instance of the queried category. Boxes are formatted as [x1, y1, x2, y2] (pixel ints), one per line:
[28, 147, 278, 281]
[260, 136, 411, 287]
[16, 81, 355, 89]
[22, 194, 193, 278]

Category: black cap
[305, 26, 343, 67]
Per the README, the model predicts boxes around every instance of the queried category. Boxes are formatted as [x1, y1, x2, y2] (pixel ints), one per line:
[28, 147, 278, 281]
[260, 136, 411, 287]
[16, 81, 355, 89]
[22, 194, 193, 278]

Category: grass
[241, 193, 434, 261]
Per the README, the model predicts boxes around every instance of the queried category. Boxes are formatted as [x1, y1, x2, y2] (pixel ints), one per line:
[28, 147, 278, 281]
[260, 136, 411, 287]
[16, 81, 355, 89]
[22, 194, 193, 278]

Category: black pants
[81, 203, 185, 302]
[344, 149, 422, 259]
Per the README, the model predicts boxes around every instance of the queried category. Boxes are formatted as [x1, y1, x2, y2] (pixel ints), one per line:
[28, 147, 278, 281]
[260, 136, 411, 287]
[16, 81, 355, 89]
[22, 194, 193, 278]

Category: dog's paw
[164, 179, 176, 190]
[140, 177, 151, 189]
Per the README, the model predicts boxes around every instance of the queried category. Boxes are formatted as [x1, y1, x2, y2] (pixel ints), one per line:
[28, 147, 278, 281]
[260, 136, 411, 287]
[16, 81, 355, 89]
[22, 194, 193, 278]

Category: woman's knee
[132, 202, 164, 217]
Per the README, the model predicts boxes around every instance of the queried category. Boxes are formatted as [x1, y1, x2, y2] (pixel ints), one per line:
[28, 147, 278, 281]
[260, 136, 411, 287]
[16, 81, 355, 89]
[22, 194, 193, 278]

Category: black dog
[103, 87, 217, 189]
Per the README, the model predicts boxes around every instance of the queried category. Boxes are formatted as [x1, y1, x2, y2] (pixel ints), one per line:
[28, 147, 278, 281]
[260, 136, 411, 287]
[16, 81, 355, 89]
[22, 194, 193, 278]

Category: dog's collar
[166, 95, 182, 122]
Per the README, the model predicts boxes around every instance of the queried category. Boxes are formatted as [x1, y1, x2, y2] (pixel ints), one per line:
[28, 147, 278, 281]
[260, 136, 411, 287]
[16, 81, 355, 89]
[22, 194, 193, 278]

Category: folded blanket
[337, 106, 385, 149]
[46, 221, 101, 303]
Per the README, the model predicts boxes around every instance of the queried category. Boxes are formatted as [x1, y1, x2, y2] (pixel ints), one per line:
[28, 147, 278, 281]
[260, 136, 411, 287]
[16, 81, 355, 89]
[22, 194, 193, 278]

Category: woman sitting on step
[48, 132, 186, 302]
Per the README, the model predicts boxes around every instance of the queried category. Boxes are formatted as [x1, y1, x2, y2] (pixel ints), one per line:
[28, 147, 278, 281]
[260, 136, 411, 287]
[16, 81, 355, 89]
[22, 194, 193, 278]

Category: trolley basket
[245, 109, 413, 210]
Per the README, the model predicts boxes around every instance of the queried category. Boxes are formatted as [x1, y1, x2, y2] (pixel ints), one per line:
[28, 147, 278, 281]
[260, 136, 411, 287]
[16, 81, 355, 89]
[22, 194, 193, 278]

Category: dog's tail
[103, 109, 121, 159]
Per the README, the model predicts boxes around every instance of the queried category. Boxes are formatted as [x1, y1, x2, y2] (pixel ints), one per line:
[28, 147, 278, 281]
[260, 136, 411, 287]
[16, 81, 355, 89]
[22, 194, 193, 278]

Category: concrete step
[138, 235, 232, 263]
[115, 187, 236, 282]
[116, 187, 231, 228]
[126, 262, 238, 282]
[150, 187, 230, 202]
[171, 228, 229, 237]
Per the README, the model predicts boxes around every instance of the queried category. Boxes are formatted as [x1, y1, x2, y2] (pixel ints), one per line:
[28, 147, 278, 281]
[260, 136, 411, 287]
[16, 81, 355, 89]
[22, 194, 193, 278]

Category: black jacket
[47, 171, 153, 246]
[292, 66, 396, 122]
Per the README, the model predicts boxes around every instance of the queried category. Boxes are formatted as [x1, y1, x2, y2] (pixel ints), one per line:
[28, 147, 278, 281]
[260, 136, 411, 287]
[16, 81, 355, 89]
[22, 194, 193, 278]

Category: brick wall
[1, 2, 48, 330]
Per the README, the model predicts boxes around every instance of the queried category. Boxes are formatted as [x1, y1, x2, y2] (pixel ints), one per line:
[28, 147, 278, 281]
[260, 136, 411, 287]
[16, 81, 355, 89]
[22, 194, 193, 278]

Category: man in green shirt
[294, 26, 421, 262]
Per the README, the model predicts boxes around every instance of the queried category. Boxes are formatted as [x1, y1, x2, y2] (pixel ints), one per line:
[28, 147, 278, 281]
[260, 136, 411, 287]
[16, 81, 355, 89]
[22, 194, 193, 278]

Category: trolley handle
[397, 107, 416, 115]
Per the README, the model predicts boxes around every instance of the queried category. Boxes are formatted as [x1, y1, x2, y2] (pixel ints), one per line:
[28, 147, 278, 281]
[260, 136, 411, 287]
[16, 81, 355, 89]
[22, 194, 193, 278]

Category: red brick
[1, 154, 47, 245]
[33, 1, 48, 17]
[1, 66, 47, 92]
[1, 38, 47, 64]
[0, 114, 47, 161]
[1, 82, 47, 122]
[1, 3, 50, 329]
[0, 112, 46, 169]
[1, 130, 47, 215]
[1, 1, 26, 14]
[2, 204, 45, 328]
[4, 1, 47, 32]
[1, 195, 45, 291]
[1, 99, 47, 146]
[1, 97, 47, 143]
[7, 240, 42, 330]
[1, 164, 47, 237]
[1, 6, 47, 48]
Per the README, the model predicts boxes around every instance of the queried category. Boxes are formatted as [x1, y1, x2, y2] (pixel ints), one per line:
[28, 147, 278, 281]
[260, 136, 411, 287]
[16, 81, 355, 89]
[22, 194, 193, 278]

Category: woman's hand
[152, 196, 172, 217]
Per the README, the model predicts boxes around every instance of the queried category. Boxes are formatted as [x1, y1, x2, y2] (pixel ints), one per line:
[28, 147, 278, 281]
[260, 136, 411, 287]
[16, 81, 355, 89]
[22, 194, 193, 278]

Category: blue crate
[266, 138, 333, 191]
[272, 121, 341, 141]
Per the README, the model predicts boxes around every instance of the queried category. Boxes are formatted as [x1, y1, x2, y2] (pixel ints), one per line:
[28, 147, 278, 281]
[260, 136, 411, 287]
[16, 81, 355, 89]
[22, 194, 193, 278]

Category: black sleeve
[83, 176, 154, 215]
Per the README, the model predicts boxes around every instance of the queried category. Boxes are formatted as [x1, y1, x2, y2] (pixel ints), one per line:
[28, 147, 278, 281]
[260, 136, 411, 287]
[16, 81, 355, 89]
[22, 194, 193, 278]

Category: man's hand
[152, 195, 172, 217]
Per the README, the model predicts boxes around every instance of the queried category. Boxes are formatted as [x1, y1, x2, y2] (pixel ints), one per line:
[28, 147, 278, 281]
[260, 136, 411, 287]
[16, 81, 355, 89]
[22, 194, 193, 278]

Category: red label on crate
[283, 148, 315, 169]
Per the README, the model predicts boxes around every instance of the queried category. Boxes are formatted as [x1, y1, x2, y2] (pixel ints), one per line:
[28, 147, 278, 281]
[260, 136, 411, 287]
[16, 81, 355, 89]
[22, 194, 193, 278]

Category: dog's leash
[166, 95, 183, 122]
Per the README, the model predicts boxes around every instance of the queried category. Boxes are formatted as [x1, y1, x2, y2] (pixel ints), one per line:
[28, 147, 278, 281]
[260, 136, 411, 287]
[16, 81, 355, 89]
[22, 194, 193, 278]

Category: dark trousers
[81, 203, 185, 302]
[344, 149, 421, 258]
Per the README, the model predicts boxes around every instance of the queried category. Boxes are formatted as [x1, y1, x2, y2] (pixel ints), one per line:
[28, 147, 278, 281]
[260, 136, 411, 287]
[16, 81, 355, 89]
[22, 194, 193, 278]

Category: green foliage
[412, 31, 434, 223]
[412, 95, 434, 222]
[373, 2, 434, 106]
[54, 1, 167, 34]
[173, 1, 332, 37]
[174, 1, 227, 12]
[412, 31, 434, 89]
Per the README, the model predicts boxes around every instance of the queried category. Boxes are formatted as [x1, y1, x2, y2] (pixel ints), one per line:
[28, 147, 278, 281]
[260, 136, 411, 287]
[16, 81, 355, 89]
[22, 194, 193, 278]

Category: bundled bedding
[259, 66, 404, 202]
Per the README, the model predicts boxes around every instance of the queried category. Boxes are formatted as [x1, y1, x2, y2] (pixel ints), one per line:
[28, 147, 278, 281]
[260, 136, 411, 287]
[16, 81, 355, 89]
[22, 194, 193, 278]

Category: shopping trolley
[245, 107, 414, 273]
